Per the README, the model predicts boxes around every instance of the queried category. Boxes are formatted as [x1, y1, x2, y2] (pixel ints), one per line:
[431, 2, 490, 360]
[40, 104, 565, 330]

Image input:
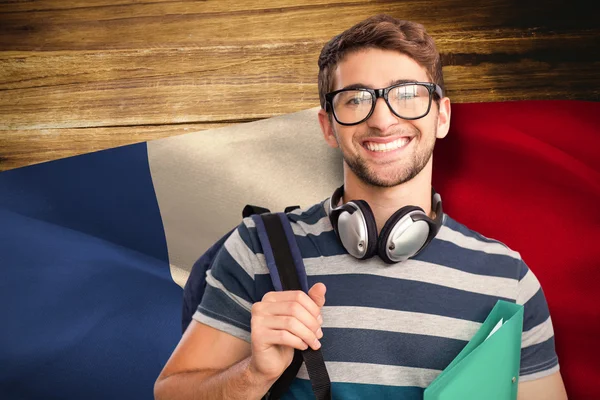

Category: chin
[359, 170, 411, 188]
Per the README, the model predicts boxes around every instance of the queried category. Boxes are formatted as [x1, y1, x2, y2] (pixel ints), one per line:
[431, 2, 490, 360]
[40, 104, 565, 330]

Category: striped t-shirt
[195, 199, 559, 399]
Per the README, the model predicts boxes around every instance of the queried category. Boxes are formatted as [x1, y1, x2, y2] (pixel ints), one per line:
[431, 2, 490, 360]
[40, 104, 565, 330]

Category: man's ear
[318, 108, 339, 148]
[435, 97, 451, 139]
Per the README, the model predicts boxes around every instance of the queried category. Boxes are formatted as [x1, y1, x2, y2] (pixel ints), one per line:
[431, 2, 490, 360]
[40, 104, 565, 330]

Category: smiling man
[155, 15, 568, 400]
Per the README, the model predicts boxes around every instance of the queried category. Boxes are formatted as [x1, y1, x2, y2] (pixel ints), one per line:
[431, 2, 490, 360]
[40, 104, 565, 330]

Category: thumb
[308, 282, 327, 308]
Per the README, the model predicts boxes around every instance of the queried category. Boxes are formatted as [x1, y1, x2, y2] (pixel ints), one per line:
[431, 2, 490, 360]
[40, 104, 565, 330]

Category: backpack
[182, 205, 331, 400]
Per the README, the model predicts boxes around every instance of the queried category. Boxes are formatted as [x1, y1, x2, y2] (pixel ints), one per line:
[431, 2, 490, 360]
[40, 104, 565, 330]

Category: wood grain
[0, 0, 598, 171]
[0, 122, 238, 170]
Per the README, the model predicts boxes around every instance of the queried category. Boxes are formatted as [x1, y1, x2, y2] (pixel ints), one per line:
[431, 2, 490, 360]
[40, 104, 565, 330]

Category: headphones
[328, 186, 443, 264]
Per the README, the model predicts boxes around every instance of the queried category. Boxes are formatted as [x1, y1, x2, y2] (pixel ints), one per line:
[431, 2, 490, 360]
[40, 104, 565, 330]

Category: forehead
[332, 48, 430, 90]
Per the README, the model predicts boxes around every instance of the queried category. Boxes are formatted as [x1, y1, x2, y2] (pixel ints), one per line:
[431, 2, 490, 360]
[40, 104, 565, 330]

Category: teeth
[365, 138, 410, 152]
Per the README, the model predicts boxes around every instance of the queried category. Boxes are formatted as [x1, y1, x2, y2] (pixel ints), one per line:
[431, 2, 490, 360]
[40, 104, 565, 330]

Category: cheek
[413, 118, 436, 139]
[335, 127, 358, 147]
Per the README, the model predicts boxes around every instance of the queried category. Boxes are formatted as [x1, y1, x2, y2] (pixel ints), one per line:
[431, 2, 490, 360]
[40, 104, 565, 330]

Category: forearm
[154, 356, 275, 400]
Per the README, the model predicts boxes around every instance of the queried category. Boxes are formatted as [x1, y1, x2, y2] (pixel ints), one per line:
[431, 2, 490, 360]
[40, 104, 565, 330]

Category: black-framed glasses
[325, 82, 443, 126]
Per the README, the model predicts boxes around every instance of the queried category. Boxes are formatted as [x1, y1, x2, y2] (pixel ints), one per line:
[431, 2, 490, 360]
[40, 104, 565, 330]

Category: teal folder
[424, 300, 524, 400]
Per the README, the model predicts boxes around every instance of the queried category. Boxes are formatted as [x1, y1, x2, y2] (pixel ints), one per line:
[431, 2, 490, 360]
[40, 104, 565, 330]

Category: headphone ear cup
[378, 205, 429, 263]
[342, 200, 378, 259]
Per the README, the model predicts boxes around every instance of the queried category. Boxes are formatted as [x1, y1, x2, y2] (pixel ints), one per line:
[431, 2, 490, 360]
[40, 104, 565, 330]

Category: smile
[363, 137, 412, 152]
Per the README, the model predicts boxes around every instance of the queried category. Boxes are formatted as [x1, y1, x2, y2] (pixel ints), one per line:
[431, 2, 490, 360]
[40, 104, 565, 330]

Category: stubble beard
[335, 124, 437, 188]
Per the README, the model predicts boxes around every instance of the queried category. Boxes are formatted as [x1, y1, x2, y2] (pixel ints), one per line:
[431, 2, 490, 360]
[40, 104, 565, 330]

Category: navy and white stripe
[194, 199, 559, 397]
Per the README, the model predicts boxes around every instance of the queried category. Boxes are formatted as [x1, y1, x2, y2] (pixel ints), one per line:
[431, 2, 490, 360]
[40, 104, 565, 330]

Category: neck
[342, 158, 434, 235]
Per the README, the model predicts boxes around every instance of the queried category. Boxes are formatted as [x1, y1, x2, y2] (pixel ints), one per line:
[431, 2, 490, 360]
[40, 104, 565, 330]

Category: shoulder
[429, 213, 527, 281]
[438, 214, 522, 259]
[285, 200, 336, 251]
[232, 200, 330, 254]
[285, 200, 329, 226]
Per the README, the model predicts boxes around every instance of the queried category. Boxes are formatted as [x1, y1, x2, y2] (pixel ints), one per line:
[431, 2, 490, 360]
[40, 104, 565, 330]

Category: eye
[349, 97, 368, 105]
[338, 91, 371, 106]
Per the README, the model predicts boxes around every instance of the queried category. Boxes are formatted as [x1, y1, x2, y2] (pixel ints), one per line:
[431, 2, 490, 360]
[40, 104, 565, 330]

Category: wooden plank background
[1, 0, 598, 171]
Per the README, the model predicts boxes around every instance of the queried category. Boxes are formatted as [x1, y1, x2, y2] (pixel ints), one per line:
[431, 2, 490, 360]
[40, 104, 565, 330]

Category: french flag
[1, 101, 599, 399]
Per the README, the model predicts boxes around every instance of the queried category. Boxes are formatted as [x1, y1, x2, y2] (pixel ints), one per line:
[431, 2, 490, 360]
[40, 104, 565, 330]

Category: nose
[366, 97, 399, 132]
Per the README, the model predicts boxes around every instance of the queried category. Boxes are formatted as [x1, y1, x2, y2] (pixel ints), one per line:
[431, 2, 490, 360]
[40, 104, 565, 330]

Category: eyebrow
[340, 79, 419, 91]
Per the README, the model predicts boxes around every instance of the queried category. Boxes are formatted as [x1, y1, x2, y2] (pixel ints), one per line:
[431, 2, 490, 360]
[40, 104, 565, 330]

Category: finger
[260, 316, 322, 350]
[255, 301, 322, 333]
[261, 290, 321, 319]
[308, 283, 327, 308]
[256, 329, 309, 351]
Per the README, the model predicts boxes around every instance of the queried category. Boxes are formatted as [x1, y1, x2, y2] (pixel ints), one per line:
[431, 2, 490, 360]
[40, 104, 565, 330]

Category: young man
[155, 15, 568, 399]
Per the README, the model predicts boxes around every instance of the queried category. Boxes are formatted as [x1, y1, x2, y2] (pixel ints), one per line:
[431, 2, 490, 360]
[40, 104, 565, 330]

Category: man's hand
[249, 283, 327, 381]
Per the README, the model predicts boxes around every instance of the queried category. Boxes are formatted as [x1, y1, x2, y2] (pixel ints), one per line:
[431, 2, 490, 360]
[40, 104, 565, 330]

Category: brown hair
[318, 14, 444, 109]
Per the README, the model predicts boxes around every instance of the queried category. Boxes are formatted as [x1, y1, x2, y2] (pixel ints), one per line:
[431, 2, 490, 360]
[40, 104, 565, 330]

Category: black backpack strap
[254, 213, 331, 400]
[284, 205, 300, 213]
[243, 204, 271, 218]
